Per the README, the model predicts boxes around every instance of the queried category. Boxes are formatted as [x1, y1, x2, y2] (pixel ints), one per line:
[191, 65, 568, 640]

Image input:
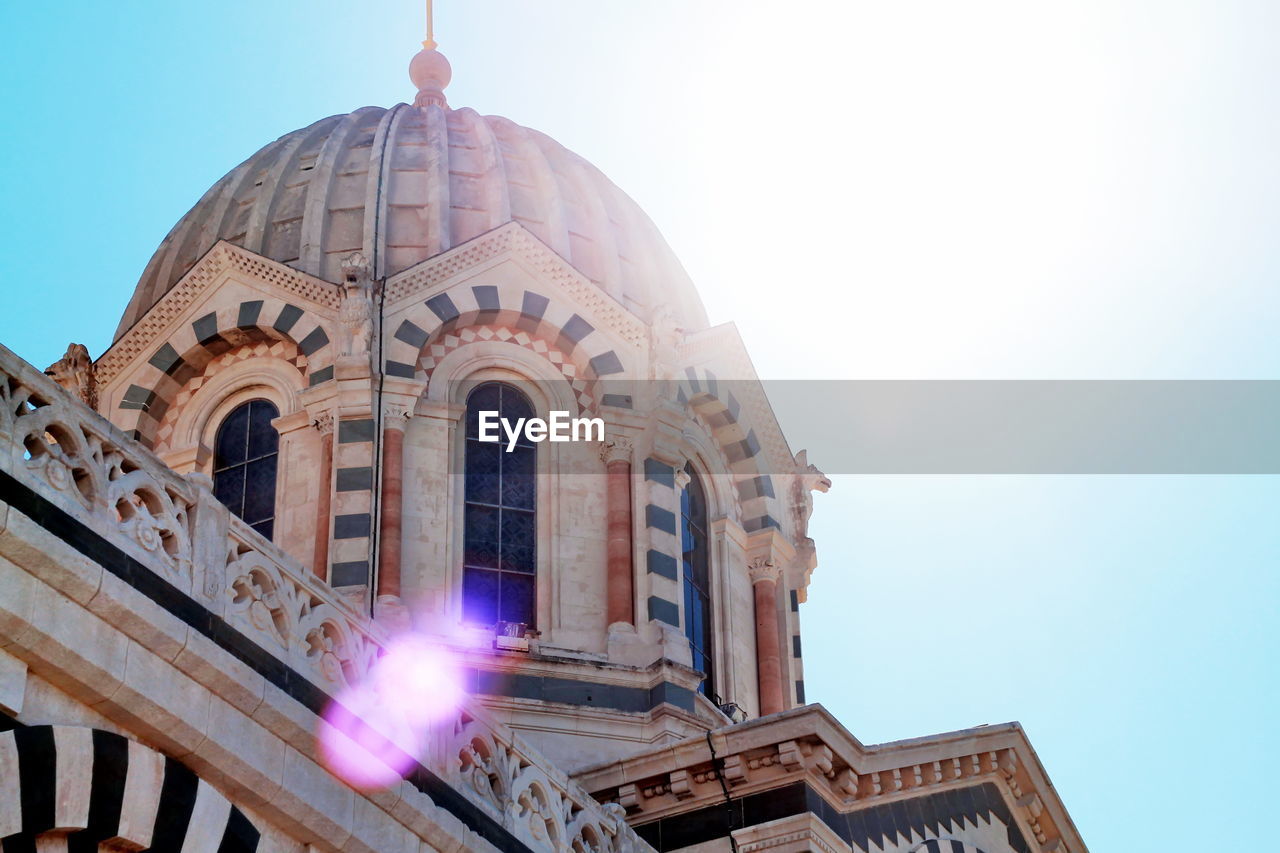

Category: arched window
[681, 464, 714, 697]
[463, 382, 536, 627]
[212, 399, 280, 539]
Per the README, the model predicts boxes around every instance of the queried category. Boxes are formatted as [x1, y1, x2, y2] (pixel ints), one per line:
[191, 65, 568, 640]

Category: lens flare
[317, 636, 466, 789]
[373, 634, 466, 727]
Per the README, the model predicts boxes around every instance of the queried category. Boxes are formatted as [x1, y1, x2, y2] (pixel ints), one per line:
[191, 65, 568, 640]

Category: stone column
[377, 415, 408, 601]
[600, 437, 635, 627]
[750, 558, 785, 717]
[312, 415, 334, 580]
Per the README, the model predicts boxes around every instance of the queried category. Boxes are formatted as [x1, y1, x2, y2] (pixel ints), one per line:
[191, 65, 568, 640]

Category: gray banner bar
[449, 379, 1280, 474]
[765, 380, 1280, 474]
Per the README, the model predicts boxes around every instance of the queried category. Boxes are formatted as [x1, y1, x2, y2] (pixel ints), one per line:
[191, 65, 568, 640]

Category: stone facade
[0, 39, 1086, 853]
[0, 343, 647, 852]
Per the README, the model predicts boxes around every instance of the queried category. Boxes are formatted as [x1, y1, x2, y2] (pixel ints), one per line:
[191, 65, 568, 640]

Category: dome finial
[421, 0, 437, 50]
[409, 0, 451, 108]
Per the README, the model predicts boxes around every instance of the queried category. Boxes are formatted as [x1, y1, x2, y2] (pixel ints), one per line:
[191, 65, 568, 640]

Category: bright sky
[1, 2, 1277, 849]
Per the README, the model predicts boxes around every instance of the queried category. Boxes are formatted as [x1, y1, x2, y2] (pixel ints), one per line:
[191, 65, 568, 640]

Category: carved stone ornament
[382, 402, 412, 425]
[598, 435, 634, 466]
[44, 342, 96, 409]
[792, 449, 831, 543]
[673, 466, 692, 491]
[748, 557, 782, 585]
[338, 252, 375, 358]
[314, 413, 335, 435]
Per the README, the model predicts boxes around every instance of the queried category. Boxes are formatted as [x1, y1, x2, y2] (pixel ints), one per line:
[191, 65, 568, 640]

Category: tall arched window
[681, 464, 714, 697]
[212, 399, 280, 539]
[463, 382, 536, 627]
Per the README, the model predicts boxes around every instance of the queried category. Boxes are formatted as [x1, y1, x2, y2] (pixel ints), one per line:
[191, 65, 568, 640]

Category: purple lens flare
[318, 635, 466, 789]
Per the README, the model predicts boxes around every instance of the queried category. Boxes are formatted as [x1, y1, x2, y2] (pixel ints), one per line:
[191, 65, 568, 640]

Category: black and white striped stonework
[675, 367, 780, 535]
[914, 841, 987, 853]
[383, 284, 627, 394]
[0, 723, 259, 853]
[643, 457, 681, 627]
[330, 416, 377, 587]
[116, 298, 328, 448]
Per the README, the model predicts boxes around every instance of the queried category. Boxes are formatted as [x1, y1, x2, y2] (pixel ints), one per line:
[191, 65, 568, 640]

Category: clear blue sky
[2, 2, 1277, 849]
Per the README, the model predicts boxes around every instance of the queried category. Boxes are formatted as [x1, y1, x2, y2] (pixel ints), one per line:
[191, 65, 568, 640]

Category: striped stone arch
[151, 339, 307, 453]
[677, 367, 782, 534]
[384, 284, 629, 409]
[115, 297, 331, 447]
[417, 325, 599, 414]
[0, 722, 260, 852]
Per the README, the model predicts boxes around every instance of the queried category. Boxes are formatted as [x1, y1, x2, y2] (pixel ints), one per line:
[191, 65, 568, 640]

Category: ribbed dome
[116, 103, 707, 340]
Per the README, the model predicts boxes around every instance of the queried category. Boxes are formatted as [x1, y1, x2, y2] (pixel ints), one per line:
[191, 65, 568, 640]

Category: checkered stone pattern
[383, 284, 628, 399]
[114, 298, 330, 447]
[914, 841, 988, 853]
[846, 783, 1029, 853]
[419, 325, 597, 414]
[153, 340, 306, 453]
[678, 367, 782, 537]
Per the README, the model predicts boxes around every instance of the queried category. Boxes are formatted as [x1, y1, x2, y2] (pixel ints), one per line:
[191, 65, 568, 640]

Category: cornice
[98, 241, 341, 385]
[574, 705, 1085, 853]
[383, 221, 649, 349]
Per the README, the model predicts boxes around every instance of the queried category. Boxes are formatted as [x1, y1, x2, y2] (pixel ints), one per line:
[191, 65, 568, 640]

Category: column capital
[381, 402, 413, 429]
[748, 557, 782, 585]
[746, 528, 795, 572]
[598, 435, 635, 466]
[314, 413, 335, 436]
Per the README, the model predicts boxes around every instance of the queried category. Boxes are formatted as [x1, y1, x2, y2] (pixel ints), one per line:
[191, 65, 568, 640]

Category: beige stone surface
[0, 508, 103, 606]
[183, 780, 235, 853]
[101, 639, 213, 759]
[0, 645, 25, 715]
[173, 627, 267, 716]
[4, 561, 128, 706]
[270, 745, 356, 850]
[0, 731, 20, 837]
[730, 813, 851, 853]
[88, 569, 190, 662]
[116, 738, 165, 848]
[52, 724, 94, 830]
[190, 695, 285, 807]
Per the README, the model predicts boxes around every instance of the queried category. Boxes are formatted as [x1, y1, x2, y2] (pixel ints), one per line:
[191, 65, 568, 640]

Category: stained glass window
[212, 399, 280, 540]
[681, 464, 714, 697]
[463, 382, 536, 627]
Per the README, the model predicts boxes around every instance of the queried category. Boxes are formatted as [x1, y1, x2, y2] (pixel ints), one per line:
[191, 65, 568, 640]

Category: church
[0, 21, 1087, 853]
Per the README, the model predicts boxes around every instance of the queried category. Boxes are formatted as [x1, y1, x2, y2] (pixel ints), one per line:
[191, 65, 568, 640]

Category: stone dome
[116, 102, 708, 340]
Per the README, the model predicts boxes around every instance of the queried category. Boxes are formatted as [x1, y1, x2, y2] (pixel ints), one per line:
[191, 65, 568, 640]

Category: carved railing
[0, 342, 648, 853]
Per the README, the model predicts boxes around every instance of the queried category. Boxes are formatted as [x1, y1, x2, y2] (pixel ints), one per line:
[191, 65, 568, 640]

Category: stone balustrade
[0, 341, 648, 853]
